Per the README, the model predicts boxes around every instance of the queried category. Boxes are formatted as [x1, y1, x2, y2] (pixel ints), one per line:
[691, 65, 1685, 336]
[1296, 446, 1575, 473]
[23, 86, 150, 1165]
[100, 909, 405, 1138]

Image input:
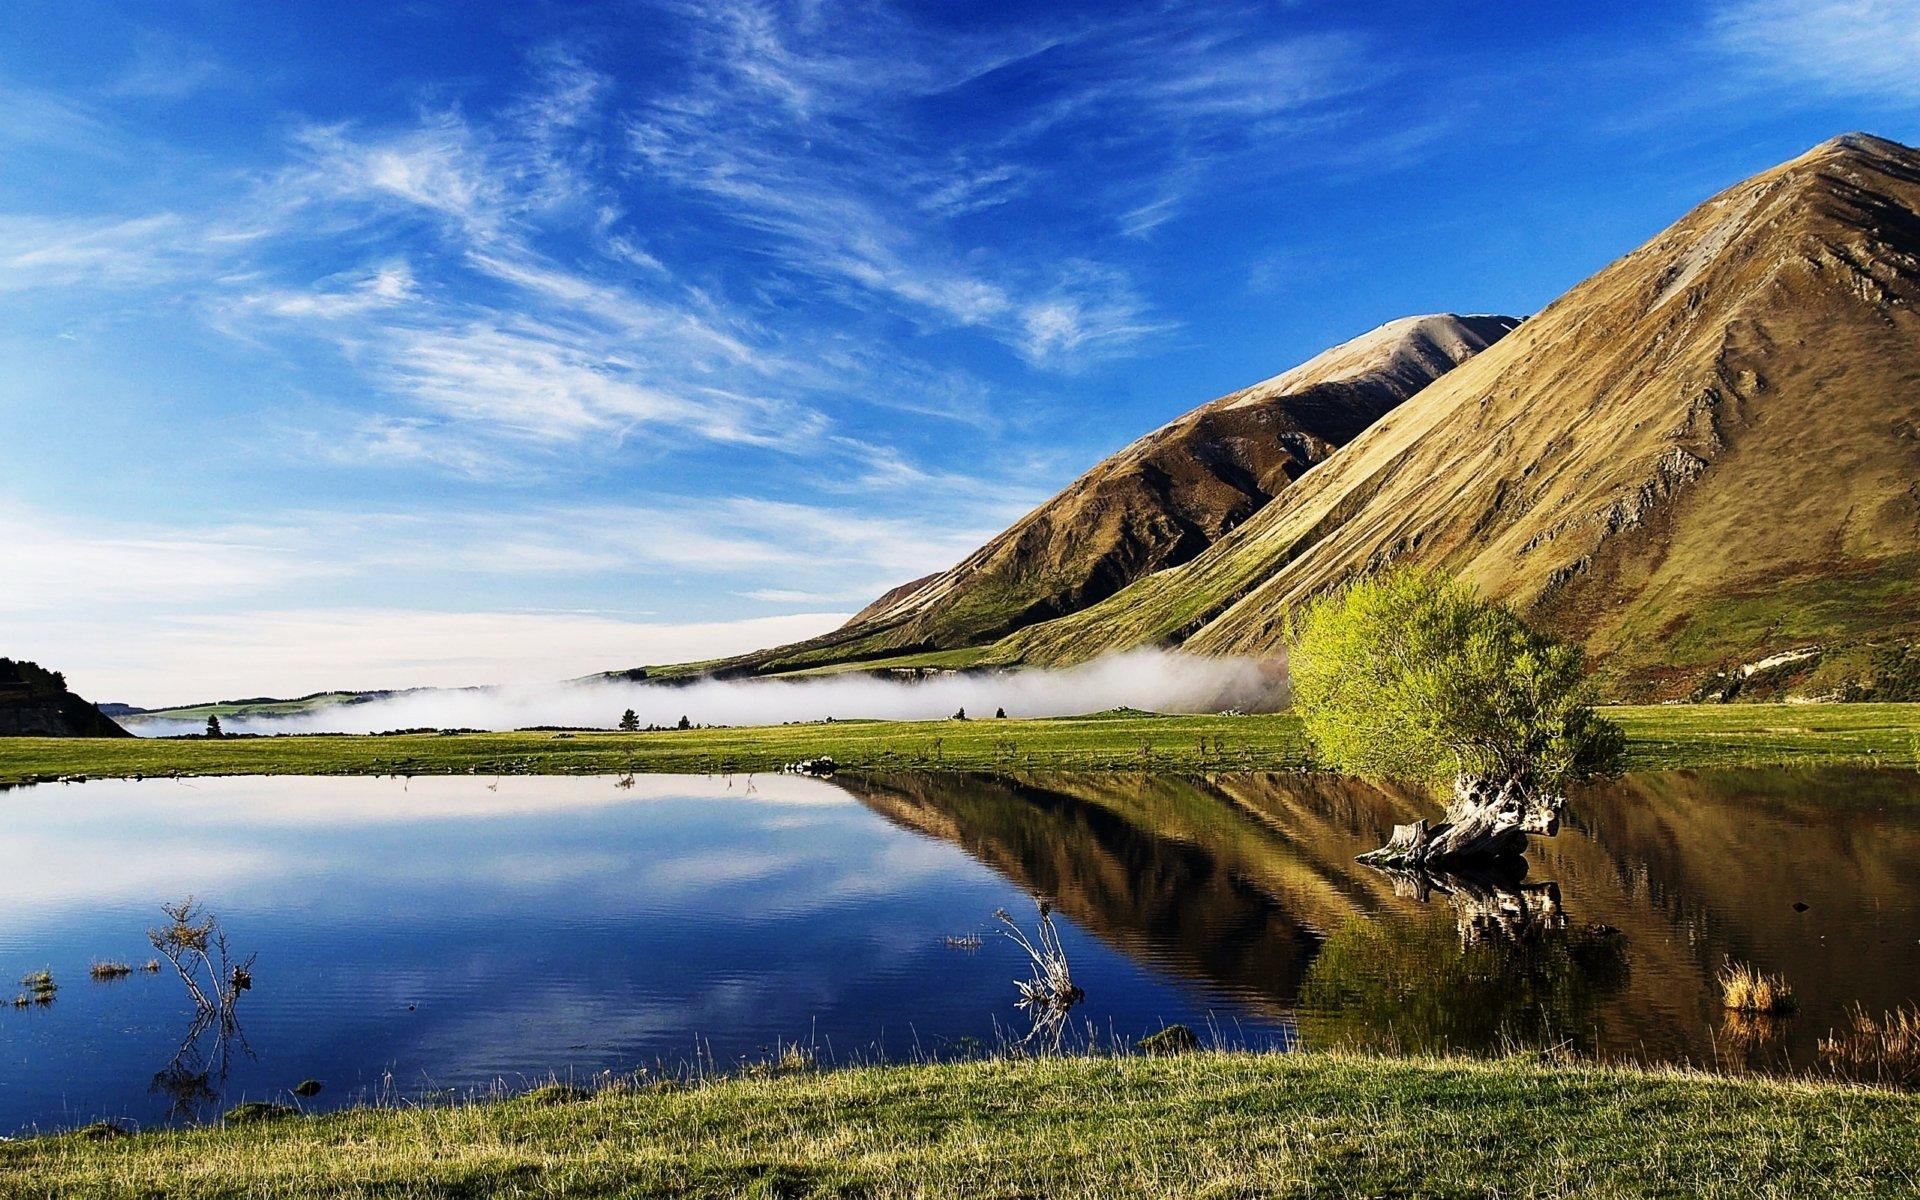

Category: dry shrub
[1719, 960, 1796, 1015]
[1821, 1004, 1920, 1086]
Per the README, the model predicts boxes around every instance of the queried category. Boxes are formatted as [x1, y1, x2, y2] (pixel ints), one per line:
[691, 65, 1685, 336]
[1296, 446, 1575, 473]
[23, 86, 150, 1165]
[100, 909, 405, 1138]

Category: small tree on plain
[619, 708, 640, 732]
[677, 714, 691, 731]
[953, 707, 968, 721]
[995, 707, 1007, 719]
[1287, 568, 1622, 868]
[205, 714, 223, 739]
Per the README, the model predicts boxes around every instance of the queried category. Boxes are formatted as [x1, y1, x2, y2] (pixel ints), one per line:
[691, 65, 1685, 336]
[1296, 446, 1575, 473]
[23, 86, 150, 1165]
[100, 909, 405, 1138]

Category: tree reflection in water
[148, 993, 256, 1122]
[1299, 863, 1628, 1057]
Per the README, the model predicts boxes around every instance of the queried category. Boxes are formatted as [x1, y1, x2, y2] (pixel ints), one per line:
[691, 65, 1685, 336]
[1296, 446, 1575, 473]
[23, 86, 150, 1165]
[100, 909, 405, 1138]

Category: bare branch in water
[148, 897, 256, 1016]
[995, 896, 1084, 1052]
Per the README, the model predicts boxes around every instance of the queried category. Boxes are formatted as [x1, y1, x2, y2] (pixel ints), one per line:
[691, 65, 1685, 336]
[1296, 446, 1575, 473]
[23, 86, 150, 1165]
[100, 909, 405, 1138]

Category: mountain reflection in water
[838, 768, 1920, 1074]
[3, 768, 1915, 1133]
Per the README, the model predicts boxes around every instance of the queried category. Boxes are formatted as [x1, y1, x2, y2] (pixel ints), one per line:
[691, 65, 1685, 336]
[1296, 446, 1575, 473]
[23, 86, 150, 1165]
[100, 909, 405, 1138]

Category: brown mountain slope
[708, 313, 1516, 676]
[996, 133, 1920, 698]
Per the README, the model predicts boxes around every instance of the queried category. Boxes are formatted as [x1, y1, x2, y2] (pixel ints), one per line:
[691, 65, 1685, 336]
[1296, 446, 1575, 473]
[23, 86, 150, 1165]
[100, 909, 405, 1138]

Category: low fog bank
[127, 649, 1287, 737]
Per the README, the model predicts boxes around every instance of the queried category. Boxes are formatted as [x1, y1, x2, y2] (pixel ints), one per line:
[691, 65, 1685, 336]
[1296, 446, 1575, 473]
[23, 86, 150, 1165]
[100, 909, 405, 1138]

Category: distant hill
[686, 313, 1517, 677]
[114, 689, 406, 726]
[0, 659, 131, 737]
[993, 134, 1920, 698]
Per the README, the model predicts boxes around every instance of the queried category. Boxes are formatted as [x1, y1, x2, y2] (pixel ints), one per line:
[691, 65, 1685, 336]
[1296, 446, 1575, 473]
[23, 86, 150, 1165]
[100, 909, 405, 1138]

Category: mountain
[700, 313, 1517, 677]
[992, 133, 1920, 698]
[0, 659, 131, 737]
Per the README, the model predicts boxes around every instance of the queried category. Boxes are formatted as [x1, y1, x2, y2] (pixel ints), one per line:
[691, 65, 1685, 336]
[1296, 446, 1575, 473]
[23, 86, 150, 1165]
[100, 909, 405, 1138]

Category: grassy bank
[2, 704, 1918, 784]
[5, 1052, 1918, 1198]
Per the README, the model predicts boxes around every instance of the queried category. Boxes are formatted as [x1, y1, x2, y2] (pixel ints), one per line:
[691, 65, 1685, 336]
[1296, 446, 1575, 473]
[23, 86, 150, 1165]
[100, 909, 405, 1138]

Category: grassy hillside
[973, 135, 1920, 700]
[124, 692, 381, 722]
[2, 704, 1917, 783]
[5, 1052, 1918, 1198]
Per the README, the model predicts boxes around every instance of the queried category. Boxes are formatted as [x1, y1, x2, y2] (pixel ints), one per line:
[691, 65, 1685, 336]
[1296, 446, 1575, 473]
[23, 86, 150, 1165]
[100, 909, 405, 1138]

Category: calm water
[1, 767, 1917, 1133]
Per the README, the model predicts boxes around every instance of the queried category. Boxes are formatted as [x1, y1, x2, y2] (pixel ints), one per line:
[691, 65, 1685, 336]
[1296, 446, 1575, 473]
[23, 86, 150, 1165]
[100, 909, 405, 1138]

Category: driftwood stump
[1359, 776, 1563, 869]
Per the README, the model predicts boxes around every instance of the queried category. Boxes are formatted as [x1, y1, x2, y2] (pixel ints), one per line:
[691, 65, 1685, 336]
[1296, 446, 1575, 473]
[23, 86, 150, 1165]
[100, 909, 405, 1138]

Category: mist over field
[128, 650, 1288, 736]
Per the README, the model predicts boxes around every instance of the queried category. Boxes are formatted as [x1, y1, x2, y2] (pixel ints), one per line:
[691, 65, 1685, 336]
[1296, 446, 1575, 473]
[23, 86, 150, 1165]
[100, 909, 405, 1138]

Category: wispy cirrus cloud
[620, 0, 1369, 365]
[0, 7, 1379, 484]
[0, 493, 1017, 616]
[1714, 0, 1920, 102]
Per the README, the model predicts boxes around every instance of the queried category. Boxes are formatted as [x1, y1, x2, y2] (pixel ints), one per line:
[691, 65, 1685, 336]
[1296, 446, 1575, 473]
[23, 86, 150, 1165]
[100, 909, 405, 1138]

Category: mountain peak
[995, 134, 1920, 698]
[1804, 131, 1915, 164]
[697, 312, 1516, 675]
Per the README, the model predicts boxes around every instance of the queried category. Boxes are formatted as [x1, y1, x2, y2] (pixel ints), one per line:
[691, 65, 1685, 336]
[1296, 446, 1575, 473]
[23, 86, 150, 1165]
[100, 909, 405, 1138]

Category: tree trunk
[1358, 776, 1563, 869]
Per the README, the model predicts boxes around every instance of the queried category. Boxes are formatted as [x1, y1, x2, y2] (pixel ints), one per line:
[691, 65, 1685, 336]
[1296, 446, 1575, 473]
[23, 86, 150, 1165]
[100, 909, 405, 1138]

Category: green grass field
[4, 1051, 1917, 1198]
[3, 703, 1918, 784]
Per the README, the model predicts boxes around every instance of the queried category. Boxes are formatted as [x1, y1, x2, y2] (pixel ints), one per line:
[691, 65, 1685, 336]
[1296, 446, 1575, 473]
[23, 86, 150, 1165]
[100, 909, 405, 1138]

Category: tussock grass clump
[1821, 1004, 1920, 1086]
[522, 1084, 592, 1106]
[19, 970, 57, 1004]
[89, 960, 134, 980]
[1720, 960, 1797, 1015]
[222, 1102, 297, 1125]
[744, 1044, 817, 1078]
[1137, 1024, 1201, 1056]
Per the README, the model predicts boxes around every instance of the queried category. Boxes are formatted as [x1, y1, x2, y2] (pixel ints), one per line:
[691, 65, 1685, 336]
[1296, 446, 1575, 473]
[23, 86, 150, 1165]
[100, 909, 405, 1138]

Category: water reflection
[838, 767, 1920, 1074]
[2, 767, 1916, 1133]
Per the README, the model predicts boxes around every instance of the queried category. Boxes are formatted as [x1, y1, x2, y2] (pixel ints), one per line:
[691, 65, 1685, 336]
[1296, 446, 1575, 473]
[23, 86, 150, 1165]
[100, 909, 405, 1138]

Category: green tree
[676, 715, 691, 730]
[1286, 568, 1621, 793]
[205, 714, 223, 739]
[618, 708, 640, 732]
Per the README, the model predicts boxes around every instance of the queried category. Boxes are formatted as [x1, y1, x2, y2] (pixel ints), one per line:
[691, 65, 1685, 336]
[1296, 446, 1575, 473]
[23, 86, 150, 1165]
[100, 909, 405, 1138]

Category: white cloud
[68, 608, 852, 700]
[244, 261, 418, 319]
[620, 0, 1196, 366]
[0, 83, 120, 156]
[0, 495, 1006, 619]
[1716, 0, 1920, 101]
[0, 503, 338, 614]
[0, 213, 213, 291]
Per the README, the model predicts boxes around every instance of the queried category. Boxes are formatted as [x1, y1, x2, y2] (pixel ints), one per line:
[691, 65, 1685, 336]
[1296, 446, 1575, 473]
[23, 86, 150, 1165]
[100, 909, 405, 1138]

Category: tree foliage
[1286, 568, 1622, 793]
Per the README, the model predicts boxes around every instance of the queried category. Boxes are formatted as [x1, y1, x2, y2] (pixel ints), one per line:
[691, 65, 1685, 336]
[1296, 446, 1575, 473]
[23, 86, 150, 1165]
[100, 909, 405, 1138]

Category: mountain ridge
[988, 132, 1920, 698]
[695, 312, 1518, 677]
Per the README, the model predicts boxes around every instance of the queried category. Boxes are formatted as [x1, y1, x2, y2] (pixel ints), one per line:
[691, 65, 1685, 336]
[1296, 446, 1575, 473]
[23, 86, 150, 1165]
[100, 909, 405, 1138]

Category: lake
[1, 767, 1916, 1133]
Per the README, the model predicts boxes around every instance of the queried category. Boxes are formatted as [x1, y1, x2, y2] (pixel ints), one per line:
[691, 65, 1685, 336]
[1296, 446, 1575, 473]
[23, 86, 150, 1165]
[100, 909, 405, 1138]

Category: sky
[2, 0, 1917, 705]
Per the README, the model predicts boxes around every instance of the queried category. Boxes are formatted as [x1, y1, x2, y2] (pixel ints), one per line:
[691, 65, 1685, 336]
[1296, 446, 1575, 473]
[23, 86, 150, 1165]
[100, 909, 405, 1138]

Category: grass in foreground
[1, 703, 1917, 784]
[4, 1052, 1918, 1198]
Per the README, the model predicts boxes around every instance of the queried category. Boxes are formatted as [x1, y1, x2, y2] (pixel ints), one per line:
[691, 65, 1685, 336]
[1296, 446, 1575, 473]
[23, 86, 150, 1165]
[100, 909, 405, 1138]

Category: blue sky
[2, 0, 1916, 703]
